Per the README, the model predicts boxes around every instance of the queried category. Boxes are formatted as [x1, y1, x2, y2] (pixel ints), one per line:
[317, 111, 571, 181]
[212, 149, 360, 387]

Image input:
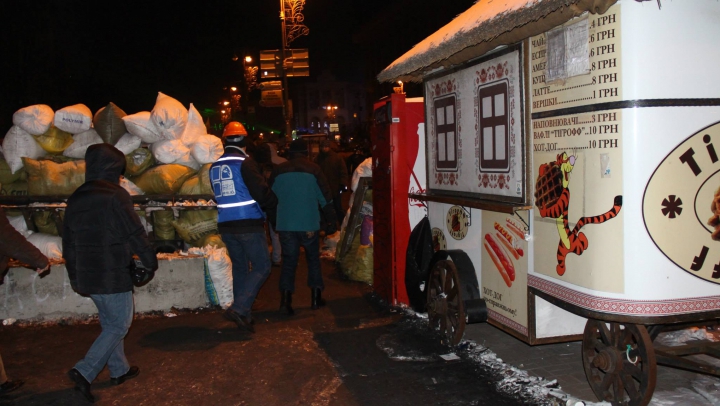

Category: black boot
[279, 290, 294, 315]
[311, 288, 326, 310]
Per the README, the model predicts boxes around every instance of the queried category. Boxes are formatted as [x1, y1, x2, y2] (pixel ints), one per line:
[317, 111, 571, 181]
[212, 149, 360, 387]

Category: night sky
[0, 0, 476, 134]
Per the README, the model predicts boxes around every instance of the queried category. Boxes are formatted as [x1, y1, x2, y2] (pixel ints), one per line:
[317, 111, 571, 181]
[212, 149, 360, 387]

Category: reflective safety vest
[209, 153, 265, 223]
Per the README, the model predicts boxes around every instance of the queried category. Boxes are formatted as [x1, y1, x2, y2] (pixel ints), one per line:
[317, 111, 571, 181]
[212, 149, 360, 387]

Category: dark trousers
[278, 231, 322, 292]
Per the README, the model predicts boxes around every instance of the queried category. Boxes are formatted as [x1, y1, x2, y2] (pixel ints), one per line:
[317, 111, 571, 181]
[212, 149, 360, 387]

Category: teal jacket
[270, 155, 333, 232]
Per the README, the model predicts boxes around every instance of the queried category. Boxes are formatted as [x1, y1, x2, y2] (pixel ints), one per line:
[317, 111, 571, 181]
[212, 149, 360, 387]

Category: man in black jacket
[62, 144, 157, 403]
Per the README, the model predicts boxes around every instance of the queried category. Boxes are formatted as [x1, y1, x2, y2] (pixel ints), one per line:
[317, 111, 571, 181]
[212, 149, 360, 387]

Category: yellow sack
[178, 163, 212, 195]
[22, 158, 85, 196]
[33, 125, 74, 154]
[130, 164, 196, 195]
[198, 233, 225, 249]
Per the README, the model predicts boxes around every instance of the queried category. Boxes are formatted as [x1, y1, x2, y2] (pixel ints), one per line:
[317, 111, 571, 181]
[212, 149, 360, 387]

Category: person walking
[271, 139, 337, 315]
[253, 143, 284, 267]
[63, 143, 158, 403]
[315, 140, 349, 226]
[210, 122, 277, 332]
[0, 207, 50, 396]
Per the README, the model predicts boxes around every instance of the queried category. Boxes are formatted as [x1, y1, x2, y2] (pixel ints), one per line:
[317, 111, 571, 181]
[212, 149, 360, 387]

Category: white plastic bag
[54, 104, 93, 134]
[114, 133, 142, 155]
[13, 104, 54, 135]
[179, 103, 205, 147]
[351, 157, 373, 192]
[150, 92, 188, 141]
[27, 233, 63, 260]
[7, 215, 33, 238]
[2, 126, 47, 173]
[122, 111, 164, 143]
[63, 129, 103, 159]
[191, 134, 224, 164]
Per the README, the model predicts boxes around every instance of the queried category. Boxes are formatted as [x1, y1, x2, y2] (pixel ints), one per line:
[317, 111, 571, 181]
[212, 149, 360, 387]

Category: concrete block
[0, 257, 209, 321]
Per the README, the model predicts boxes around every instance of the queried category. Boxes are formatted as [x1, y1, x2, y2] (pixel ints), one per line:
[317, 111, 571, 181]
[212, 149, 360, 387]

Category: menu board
[530, 6, 622, 113]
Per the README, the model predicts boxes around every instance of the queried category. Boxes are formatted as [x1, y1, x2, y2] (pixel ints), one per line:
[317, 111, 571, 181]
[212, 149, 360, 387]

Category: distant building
[293, 70, 366, 145]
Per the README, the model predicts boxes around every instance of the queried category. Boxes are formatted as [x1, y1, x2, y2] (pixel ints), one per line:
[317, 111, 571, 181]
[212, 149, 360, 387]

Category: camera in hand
[130, 257, 154, 287]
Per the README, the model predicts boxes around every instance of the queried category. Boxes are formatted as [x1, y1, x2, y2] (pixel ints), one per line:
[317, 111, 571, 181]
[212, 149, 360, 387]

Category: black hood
[85, 143, 126, 183]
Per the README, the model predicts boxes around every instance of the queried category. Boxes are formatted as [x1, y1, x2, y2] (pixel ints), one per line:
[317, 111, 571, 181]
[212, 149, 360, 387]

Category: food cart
[376, 1, 720, 405]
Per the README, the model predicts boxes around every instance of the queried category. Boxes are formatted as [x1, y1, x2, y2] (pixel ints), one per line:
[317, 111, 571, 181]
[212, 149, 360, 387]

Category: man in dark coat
[271, 139, 337, 315]
[0, 207, 49, 395]
[314, 140, 348, 225]
[63, 143, 157, 403]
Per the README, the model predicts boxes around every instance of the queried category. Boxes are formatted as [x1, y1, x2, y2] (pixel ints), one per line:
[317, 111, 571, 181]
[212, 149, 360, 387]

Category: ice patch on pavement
[376, 333, 436, 362]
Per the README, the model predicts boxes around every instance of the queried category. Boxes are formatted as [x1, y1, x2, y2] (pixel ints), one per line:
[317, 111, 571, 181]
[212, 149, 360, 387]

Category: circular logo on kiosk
[643, 121, 720, 284]
[446, 205, 469, 240]
[431, 227, 447, 251]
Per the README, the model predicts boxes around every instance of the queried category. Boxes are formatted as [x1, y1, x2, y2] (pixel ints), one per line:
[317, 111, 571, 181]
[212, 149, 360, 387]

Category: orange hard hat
[222, 121, 248, 138]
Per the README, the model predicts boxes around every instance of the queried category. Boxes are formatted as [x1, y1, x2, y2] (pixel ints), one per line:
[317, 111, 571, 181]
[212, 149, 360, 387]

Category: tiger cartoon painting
[534, 152, 623, 276]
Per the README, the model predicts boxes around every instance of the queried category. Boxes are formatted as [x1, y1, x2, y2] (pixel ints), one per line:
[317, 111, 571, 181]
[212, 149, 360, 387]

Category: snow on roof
[377, 0, 617, 83]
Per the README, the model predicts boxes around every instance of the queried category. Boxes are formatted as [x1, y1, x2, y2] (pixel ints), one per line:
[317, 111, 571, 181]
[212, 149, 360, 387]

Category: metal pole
[279, 0, 292, 139]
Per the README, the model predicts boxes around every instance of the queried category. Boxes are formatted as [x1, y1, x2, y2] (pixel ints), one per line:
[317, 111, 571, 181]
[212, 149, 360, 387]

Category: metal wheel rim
[582, 320, 657, 406]
[426, 259, 466, 346]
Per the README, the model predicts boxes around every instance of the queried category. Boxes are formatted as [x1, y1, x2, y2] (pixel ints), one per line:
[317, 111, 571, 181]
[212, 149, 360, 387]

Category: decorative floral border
[529, 275, 720, 315]
[488, 309, 528, 337]
[428, 78, 462, 186]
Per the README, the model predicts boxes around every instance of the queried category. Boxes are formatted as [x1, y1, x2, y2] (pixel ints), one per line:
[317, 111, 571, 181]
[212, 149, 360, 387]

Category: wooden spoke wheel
[426, 260, 465, 346]
[582, 320, 657, 406]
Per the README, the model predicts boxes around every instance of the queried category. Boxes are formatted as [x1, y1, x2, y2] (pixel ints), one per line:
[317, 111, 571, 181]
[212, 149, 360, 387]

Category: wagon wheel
[582, 320, 657, 406]
[426, 260, 465, 346]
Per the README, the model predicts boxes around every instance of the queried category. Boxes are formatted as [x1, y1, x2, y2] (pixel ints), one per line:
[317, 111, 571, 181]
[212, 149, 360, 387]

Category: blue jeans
[74, 291, 133, 382]
[279, 231, 323, 292]
[221, 232, 271, 317]
[268, 223, 281, 263]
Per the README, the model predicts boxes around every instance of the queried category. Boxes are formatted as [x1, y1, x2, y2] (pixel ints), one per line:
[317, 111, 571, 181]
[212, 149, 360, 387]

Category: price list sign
[530, 5, 622, 113]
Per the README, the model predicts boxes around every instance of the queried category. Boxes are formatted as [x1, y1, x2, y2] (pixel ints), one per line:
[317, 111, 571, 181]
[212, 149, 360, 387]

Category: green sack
[33, 125, 74, 154]
[198, 233, 225, 249]
[32, 210, 63, 235]
[22, 157, 85, 196]
[130, 164, 197, 195]
[93, 102, 127, 145]
[152, 210, 176, 240]
[0, 158, 22, 185]
[125, 148, 155, 177]
[172, 209, 218, 246]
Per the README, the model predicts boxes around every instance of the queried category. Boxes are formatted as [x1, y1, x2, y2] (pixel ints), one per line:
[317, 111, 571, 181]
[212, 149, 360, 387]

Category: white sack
[54, 104, 93, 134]
[205, 246, 234, 308]
[191, 134, 223, 164]
[122, 111, 163, 143]
[13, 104, 54, 135]
[114, 133, 142, 155]
[150, 92, 188, 141]
[180, 103, 205, 147]
[351, 157, 373, 192]
[7, 215, 32, 238]
[120, 176, 144, 195]
[173, 150, 201, 171]
[62, 129, 103, 159]
[151, 139, 190, 164]
[27, 233, 63, 260]
[2, 126, 47, 173]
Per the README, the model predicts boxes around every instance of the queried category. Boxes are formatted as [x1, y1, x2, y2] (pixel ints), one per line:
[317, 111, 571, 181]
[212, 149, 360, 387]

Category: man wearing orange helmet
[210, 122, 277, 333]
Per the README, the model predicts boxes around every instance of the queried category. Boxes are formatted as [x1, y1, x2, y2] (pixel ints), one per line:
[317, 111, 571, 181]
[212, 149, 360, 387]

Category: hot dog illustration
[505, 219, 526, 240]
[494, 222, 524, 257]
[484, 233, 516, 285]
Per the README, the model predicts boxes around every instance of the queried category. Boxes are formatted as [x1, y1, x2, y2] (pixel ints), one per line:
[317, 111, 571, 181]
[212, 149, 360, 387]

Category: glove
[325, 221, 338, 235]
[130, 258, 155, 287]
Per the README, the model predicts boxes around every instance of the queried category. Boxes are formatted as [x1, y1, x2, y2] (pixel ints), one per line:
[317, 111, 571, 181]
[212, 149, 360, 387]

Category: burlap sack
[178, 163, 212, 195]
[152, 210, 176, 240]
[93, 102, 127, 145]
[172, 209, 218, 247]
[125, 148, 155, 176]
